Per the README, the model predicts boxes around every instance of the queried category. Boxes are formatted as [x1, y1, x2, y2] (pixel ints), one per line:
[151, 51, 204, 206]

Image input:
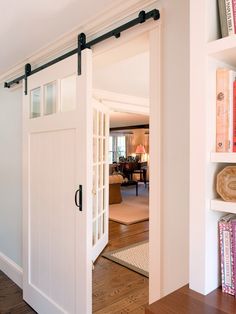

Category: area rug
[109, 185, 149, 225]
[102, 241, 149, 277]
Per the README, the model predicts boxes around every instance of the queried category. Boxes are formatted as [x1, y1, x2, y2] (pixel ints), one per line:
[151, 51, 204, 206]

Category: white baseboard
[0, 251, 23, 288]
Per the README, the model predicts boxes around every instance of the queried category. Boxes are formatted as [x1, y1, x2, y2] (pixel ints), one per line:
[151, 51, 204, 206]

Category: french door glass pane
[60, 75, 76, 112]
[30, 87, 41, 118]
[44, 81, 57, 115]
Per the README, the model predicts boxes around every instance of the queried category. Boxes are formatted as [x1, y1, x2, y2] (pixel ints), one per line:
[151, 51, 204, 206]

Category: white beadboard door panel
[92, 99, 109, 262]
[23, 50, 93, 314]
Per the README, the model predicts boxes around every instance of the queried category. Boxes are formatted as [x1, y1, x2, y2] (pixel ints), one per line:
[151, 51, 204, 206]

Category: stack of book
[218, 0, 236, 37]
[219, 214, 236, 295]
[216, 68, 236, 152]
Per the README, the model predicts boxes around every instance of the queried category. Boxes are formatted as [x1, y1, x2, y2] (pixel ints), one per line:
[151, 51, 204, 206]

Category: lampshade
[135, 144, 146, 154]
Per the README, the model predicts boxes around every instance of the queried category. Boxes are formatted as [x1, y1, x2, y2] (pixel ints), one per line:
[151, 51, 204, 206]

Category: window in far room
[109, 135, 126, 163]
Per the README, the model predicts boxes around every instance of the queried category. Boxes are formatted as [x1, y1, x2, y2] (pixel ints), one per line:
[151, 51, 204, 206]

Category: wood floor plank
[0, 271, 35, 314]
[93, 220, 149, 313]
[146, 284, 236, 314]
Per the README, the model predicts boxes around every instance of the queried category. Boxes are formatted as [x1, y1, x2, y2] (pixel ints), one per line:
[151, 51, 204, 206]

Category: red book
[232, 0, 236, 33]
[233, 80, 236, 152]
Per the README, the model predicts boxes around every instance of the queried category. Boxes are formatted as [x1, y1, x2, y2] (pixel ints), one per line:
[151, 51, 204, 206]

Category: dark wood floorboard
[0, 271, 35, 314]
[93, 220, 149, 314]
[146, 284, 236, 314]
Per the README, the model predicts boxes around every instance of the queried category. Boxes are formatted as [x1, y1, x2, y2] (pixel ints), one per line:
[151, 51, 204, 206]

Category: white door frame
[92, 20, 162, 303]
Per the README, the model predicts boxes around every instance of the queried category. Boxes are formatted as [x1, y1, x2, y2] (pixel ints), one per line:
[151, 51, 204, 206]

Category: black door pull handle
[75, 185, 82, 211]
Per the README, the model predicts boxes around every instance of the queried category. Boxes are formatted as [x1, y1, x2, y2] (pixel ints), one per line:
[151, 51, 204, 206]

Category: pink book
[219, 214, 236, 295]
[232, 219, 236, 297]
[232, 0, 236, 33]
[216, 69, 230, 152]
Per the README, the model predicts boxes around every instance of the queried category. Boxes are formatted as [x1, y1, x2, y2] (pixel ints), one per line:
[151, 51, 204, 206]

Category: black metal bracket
[24, 63, 31, 95]
[138, 10, 146, 23]
[78, 33, 87, 75]
[4, 9, 160, 87]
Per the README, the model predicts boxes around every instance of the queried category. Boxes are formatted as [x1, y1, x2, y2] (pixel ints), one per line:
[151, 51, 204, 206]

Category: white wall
[159, 0, 189, 296]
[0, 84, 22, 267]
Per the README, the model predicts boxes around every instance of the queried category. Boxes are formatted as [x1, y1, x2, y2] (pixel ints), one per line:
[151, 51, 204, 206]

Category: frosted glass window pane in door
[44, 82, 57, 115]
[93, 222, 97, 245]
[30, 88, 41, 118]
[93, 110, 97, 136]
[99, 112, 103, 136]
[103, 114, 106, 136]
[61, 75, 76, 112]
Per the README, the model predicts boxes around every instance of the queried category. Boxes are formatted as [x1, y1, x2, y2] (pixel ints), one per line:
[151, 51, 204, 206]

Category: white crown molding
[93, 89, 149, 114]
[0, 251, 23, 288]
[0, 0, 157, 84]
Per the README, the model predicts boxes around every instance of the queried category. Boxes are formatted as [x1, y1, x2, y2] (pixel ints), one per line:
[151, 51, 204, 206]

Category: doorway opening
[92, 33, 151, 312]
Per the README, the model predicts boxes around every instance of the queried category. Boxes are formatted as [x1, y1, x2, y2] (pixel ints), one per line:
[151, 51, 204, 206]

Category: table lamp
[135, 144, 146, 161]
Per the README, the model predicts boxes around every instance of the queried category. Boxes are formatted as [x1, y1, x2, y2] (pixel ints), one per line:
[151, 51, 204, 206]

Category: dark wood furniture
[121, 180, 138, 196]
[118, 161, 148, 186]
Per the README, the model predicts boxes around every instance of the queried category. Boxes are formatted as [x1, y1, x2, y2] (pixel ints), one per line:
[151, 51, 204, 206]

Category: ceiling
[93, 52, 149, 98]
[0, 0, 125, 76]
[110, 111, 149, 128]
[93, 34, 149, 98]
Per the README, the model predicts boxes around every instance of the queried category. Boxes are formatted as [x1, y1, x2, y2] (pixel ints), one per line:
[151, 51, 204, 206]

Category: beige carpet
[109, 184, 149, 225]
[102, 241, 149, 277]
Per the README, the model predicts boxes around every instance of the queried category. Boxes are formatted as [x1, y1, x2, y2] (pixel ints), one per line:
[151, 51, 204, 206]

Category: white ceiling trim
[93, 89, 149, 115]
[0, 0, 157, 84]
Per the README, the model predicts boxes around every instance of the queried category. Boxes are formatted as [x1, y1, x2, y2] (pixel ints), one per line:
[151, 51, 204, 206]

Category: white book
[225, 0, 235, 35]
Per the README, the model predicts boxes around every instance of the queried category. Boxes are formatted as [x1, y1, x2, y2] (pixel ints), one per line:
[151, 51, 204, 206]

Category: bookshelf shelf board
[211, 199, 236, 214]
[207, 35, 236, 66]
[210, 153, 236, 163]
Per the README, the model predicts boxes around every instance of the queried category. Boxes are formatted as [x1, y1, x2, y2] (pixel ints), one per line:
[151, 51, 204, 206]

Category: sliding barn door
[23, 50, 93, 314]
[92, 99, 109, 261]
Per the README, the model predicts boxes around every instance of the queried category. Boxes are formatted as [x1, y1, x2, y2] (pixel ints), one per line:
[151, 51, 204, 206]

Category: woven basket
[217, 166, 236, 202]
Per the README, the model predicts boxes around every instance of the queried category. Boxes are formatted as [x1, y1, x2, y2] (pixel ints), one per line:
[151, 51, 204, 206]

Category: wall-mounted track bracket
[78, 33, 87, 75]
[24, 63, 31, 95]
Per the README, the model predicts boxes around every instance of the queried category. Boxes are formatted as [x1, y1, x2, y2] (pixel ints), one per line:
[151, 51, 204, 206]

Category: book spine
[233, 80, 236, 151]
[228, 71, 234, 152]
[225, 0, 235, 34]
[232, 0, 236, 33]
[218, 0, 229, 37]
[231, 220, 236, 297]
[219, 220, 235, 295]
[216, 69, 230, 152]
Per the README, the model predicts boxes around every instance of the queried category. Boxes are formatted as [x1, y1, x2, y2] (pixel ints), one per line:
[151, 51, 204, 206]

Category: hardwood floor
[93, 220, 149, 313]
[146, 284, 236, 314]
[0, 271, 35, 313]
[0, 220, 148, 314]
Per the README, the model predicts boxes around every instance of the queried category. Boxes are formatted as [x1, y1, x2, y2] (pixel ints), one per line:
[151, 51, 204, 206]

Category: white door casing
[23, 49, 93, 314]
[92, 99, 109, 261]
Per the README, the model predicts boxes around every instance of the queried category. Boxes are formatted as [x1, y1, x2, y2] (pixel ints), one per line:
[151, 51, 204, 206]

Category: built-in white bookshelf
[207, 35, 236, 67]
[211, 199, 236, 214]
[210, 152, 236, 163]
[190, 0, 236, 297]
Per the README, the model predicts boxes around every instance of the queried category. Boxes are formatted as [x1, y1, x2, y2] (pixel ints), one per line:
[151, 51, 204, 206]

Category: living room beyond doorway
[108, 113, 149, 226]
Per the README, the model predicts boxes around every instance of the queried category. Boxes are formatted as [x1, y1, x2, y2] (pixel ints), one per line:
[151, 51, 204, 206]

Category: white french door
[92, 99, 109, 261]
[23, 49, 95, 314]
